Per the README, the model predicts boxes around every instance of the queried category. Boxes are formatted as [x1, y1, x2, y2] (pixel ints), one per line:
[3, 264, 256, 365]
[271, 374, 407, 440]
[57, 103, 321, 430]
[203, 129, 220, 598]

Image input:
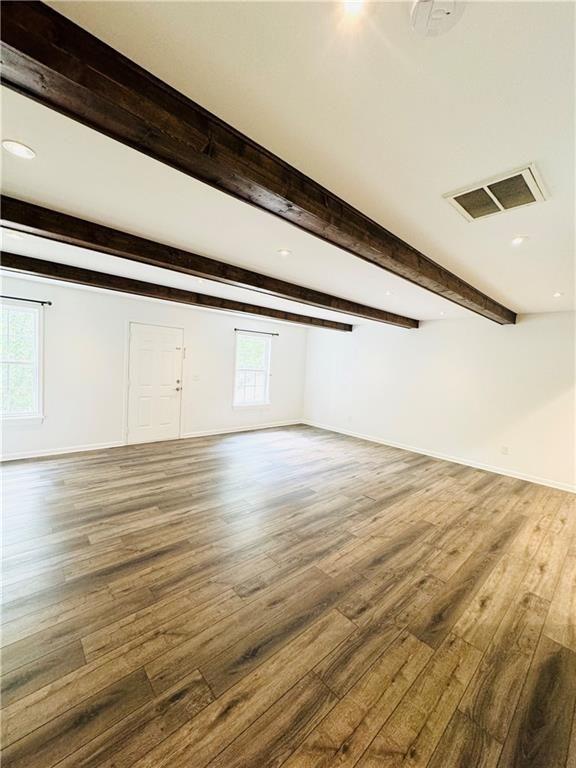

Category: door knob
[175, 387, 181, 391]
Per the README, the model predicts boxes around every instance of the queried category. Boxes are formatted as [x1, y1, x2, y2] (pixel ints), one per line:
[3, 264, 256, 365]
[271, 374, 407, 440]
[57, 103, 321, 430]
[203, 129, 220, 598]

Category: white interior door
[127, 323, 184, 445]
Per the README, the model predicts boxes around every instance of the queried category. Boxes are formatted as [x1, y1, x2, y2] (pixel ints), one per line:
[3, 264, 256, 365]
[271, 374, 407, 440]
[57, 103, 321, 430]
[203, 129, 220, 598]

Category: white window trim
[232, 331, 272, 408]
[1, 298, 45, 422]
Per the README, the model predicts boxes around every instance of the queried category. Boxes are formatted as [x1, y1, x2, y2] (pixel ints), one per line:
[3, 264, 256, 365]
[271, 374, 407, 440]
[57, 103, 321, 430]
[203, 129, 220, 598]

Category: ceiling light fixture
[511, 236, 527, 247]
[440, 311, 446, 316]
[553, 292, 563, 298]
[411, 0, 465, 37]
[277, 249, 291, 258]
[343, 0, 364, 17]
[385, 290, 392, 296]
[2, 140, 36, 160]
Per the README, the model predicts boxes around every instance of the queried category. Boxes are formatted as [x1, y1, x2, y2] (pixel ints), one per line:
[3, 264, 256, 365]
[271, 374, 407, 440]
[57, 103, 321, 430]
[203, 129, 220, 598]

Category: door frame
[124, 320, 185, 445]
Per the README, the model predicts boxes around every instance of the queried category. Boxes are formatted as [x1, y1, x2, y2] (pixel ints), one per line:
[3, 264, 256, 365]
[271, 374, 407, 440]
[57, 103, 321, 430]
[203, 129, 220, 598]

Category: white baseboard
[1, 440, 125, 462]
[4, 420, 573, 495]
[181, 420, 302, 439]
[304, 420, 576, 494]
[1, 420, 303, 462]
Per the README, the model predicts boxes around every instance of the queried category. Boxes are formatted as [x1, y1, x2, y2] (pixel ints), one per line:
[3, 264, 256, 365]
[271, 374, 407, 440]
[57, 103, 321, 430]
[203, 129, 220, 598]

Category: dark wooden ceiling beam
[0, 252, 354, 332]
[0, 196, 418, 329]
[0, 1, 516, 325]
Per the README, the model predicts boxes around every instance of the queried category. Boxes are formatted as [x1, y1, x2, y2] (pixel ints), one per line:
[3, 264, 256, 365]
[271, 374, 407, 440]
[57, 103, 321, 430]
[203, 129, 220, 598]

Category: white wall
[304, 312, 576, 491]
[4, 274, 574, 493]
[1, 276, 308, 459]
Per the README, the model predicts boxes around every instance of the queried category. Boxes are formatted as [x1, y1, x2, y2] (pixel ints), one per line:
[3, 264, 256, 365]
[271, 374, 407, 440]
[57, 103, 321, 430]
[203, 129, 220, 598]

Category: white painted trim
[304, 420, 576, 494]
[181, 420, 301, 439]
[2, 416, 45, 425]
[1, 440, 125, 462]
[1, 420, 303, 461]
[4, 420, 571, 494]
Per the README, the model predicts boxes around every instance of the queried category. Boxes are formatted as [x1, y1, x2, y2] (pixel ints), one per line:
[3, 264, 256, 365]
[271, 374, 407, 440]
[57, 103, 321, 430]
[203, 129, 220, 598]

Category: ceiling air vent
[445, 165, 546, 222]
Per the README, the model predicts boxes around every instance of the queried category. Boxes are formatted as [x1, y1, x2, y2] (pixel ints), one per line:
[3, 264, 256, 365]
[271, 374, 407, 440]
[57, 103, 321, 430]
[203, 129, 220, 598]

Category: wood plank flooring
[1, 425, 575, 768]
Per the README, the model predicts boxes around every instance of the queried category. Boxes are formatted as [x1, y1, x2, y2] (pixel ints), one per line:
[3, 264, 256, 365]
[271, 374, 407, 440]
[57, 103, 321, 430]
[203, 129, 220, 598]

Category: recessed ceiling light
[343, 0, 364, 16]
[5, 230, 24, 240]
[277, 249, 291, 258]
[511, 236, 528, 247]
[385, 290, 392, 296]
[553, 292, 563, 298]
[440, 311, 446, 316]
[2, 140, 36, 160]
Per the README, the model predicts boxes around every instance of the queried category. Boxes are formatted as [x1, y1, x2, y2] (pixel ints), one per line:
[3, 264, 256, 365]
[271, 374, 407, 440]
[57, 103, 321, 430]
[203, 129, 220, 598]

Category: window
[1, 301, 43, 419]
[233, 332, 271, 407]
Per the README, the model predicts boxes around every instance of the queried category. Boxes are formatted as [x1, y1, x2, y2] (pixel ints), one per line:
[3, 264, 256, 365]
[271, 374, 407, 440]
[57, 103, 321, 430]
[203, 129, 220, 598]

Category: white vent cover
[445, 165, 547, 222]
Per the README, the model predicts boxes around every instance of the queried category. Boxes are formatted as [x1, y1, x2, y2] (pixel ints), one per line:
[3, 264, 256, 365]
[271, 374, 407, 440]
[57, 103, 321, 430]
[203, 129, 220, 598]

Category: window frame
[1, 299, 45, 422]
[232, 331, 272, 408]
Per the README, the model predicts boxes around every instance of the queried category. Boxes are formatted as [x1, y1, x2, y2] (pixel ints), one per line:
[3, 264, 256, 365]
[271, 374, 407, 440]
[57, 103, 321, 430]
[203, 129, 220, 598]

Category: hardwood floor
[1, 425, 575, 768]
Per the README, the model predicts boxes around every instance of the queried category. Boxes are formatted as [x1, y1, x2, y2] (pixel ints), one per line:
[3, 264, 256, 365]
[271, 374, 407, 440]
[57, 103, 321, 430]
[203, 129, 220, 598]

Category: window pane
[1, 304, 41, 417]
[233, 333, 271, 406]
[2, 308, 36, 362]
[237, 336, 266, 370]
[0, 311, 8, 359]
[3, 363, 36, 414]
[0, 365, 8, 413]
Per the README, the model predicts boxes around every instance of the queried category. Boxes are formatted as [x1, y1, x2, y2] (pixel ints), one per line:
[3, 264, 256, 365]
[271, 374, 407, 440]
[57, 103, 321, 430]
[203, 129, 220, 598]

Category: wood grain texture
[0, 197, 413, 330]
[459, 591, 549, 742]
[545, 549, 576, 652]
[355, 632, 482, 767]
[427, 710, 502, 768]
[0, 251, 354, 332]
[1, 425, 574, 768]
[497, 635, 576, 768]
[0, 2, 515, 324]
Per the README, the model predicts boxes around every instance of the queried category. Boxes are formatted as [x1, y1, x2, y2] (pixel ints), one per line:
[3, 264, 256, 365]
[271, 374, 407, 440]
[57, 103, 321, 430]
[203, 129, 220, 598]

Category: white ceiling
[0, 228, 368, 328]
[0, 88, 466, 324]
[1, 1, 574, 323]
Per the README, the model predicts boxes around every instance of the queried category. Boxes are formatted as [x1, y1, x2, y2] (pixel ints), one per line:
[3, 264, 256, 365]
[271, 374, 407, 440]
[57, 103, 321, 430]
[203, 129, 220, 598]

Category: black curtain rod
[0, 295, 52, 306]
[234, 328, 279, 337]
